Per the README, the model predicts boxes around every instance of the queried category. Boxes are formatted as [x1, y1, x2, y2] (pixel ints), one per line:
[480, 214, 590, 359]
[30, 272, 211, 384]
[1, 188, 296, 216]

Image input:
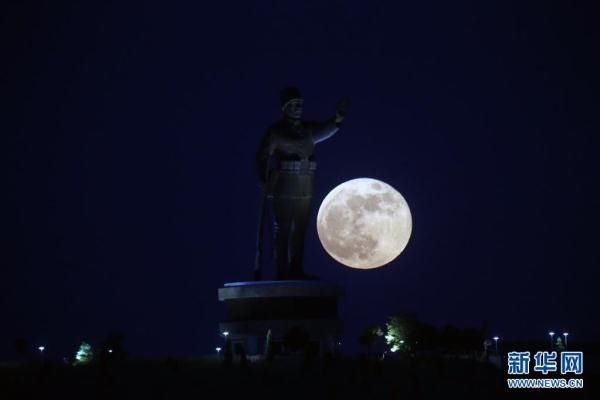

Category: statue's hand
[336, 97, 349, 123]
[268, 142, 277, 155]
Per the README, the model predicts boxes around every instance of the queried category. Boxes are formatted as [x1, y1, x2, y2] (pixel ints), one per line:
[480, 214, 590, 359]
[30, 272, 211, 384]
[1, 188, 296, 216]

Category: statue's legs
[273, 196, 312, 279]
[273, 196, 293, 279]
[271, 170, 314, 280]
[289, 197, 311, 278]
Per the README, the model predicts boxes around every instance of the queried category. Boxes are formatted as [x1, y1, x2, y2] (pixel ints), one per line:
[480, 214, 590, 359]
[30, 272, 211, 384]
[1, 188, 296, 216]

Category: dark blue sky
[3, 1, 599, 359]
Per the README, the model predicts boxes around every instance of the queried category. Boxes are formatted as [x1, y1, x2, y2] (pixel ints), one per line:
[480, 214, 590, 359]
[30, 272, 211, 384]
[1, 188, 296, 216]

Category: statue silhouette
[255, 86, 348, 280]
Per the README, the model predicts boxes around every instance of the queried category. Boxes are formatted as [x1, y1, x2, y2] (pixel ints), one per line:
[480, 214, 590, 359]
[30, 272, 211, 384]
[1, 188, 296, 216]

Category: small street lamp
[493, 336, 500, 354]
[549, 331, 555, 349]
[563, 332, 569, 349]
[222, 331, 230, 355]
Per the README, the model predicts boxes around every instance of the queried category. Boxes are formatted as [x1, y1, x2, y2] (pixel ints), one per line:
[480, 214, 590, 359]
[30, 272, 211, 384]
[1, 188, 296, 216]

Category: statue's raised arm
[312, 97, 349, 145]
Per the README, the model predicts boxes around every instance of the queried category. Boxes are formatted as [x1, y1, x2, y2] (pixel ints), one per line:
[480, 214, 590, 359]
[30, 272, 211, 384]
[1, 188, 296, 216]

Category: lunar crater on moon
[317, 178, 412, 269]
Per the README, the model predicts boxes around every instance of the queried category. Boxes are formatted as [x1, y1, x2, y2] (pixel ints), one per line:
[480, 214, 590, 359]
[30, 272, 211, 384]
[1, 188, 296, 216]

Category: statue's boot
[253, 269, 262, 281]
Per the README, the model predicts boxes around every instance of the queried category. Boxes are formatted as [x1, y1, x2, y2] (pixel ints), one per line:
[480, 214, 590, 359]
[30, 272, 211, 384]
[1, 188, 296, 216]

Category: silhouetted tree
[384, 313, 419, 353]
[440, 325, 461, 353]
[440, 325, 483, 354]
[480, 319, 489, 339]
[383, 313, 483, 356]
[14, 337, 29, 360]
[74, 341, 94, 365]
[99, 332, 127, 362]
[358, 325, 383, 356]
[461, 328, 483, 354]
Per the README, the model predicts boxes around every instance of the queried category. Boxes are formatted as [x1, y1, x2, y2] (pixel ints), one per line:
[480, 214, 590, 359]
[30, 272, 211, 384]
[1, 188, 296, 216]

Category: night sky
[3, 1, 599, 360]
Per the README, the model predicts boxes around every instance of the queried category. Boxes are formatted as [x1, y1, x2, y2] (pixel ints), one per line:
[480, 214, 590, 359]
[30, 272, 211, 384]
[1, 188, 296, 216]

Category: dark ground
[0, 356, 595, 400]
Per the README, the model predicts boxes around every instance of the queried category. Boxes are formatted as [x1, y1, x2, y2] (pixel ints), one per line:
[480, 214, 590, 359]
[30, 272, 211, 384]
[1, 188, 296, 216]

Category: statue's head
[280, 86, 303, 120]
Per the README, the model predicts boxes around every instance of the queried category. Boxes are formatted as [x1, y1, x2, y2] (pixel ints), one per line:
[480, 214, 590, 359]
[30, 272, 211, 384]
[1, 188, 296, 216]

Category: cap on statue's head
[280, 86, 303, 111]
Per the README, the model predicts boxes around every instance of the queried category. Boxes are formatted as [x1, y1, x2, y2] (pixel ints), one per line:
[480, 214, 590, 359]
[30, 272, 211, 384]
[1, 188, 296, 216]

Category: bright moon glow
[317, 178, 412, 269]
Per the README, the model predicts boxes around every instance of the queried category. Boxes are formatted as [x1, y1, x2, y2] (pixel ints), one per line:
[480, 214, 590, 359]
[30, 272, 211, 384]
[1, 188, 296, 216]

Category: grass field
[0, 355, 595, 399]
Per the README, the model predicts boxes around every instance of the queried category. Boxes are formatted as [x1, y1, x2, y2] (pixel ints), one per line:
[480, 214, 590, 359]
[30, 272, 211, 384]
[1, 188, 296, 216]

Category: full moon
[316, 178, 412, 269]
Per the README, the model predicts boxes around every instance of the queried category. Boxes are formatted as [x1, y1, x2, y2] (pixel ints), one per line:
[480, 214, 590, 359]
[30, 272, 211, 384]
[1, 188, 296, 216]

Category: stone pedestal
[218, 280, 344, 356]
